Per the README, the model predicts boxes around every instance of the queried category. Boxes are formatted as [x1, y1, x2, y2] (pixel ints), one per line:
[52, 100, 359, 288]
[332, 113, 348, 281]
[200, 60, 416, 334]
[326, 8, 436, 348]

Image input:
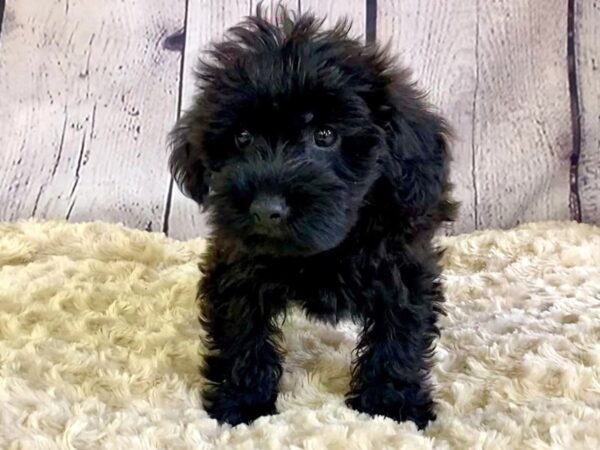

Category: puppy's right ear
[168, 118, 208, 205]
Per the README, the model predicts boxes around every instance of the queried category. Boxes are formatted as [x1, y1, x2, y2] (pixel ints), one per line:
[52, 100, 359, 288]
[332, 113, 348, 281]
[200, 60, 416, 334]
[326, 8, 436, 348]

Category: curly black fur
[169, 8, 457, 430]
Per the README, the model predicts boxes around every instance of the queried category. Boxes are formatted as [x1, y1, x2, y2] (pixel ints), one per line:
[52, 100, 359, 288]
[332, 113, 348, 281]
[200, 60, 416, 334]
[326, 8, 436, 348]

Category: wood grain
[377, 1, 478, 234]
[167, 0, 366, 239]
[2, 0, 584, 236]
[380, 0, 573, 231]
[576, 0, 600, 224]
[0, 0, 184, 231]
[474, 0, 572, 228]
[301, 0, 366, 38]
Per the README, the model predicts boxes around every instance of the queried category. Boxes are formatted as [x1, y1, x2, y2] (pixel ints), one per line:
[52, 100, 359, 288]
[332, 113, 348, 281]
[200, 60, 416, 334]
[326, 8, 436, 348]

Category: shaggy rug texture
[0, 220, 599, 449]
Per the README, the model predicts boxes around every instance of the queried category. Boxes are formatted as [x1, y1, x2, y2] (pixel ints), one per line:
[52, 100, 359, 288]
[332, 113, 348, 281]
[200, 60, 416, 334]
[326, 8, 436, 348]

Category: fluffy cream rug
[0, 220, 599, 449]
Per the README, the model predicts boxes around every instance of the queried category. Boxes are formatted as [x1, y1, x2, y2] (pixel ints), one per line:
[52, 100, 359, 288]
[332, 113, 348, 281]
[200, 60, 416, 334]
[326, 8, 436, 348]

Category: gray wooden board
[379, 0, 572, 231]
[0, 0, 184, 231]
[472, 0, 572, 228]
[1, 0, 593, 235]
[576, 0, 600, 224]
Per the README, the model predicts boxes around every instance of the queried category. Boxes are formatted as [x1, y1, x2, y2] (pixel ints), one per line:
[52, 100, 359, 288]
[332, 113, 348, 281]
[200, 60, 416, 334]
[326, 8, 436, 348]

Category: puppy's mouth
[243, 235, 307, 256]
[242, 231, 345, 257]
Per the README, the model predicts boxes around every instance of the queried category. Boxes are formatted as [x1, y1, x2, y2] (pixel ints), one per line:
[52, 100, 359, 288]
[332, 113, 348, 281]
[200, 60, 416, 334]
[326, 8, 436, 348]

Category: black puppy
[169, 9, 456, 430]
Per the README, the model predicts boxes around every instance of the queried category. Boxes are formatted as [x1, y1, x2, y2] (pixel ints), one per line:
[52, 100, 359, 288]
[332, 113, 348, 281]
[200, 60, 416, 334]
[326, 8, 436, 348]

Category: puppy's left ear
[168, 117, 208, 205]
[372, 71, 455, 220]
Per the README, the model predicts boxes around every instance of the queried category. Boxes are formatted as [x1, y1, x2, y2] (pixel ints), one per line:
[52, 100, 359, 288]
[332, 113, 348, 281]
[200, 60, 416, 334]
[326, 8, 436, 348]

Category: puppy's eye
[313, 126, 338, 148]
[235, 130, 253, 149]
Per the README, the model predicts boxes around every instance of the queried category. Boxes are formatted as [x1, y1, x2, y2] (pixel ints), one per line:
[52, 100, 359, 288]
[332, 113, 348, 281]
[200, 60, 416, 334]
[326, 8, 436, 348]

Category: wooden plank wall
[0, 0, 598, 239]
[0, 0, 183, 232]
[378, 0, 575, 234]
[575, 0, 600, 224]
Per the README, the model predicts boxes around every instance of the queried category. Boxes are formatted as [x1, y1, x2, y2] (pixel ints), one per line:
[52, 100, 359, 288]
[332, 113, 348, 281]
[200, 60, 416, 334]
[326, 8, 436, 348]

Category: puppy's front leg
[199, 270, 285, 426]
[346, 258, 441, 430]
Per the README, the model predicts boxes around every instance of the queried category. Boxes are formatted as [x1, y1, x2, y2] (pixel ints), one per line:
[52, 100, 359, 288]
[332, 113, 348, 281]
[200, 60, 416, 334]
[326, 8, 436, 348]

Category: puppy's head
[170, 9, 452, 256]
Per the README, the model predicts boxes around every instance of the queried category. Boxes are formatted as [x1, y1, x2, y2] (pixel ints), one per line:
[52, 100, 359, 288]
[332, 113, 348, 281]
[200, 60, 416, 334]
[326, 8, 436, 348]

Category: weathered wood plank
[301, 0, 366, 36]
[168, 0, 366, 239]
[377, 1, 477, 234]
[576, 0, 600, 224]
[0, 0, 184, 231]
[474, 1, 572, 229]
[379, 0, 572, 232]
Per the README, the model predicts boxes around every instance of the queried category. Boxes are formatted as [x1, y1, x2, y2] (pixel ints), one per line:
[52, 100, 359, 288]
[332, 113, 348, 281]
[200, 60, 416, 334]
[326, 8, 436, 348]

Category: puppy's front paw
[346, 383, 436, 430]
[203, 384, 278, 426]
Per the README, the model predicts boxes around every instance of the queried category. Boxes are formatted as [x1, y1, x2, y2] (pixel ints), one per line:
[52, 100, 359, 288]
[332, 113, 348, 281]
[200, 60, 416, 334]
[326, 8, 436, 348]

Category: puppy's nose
[250, 195, 289, 227]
